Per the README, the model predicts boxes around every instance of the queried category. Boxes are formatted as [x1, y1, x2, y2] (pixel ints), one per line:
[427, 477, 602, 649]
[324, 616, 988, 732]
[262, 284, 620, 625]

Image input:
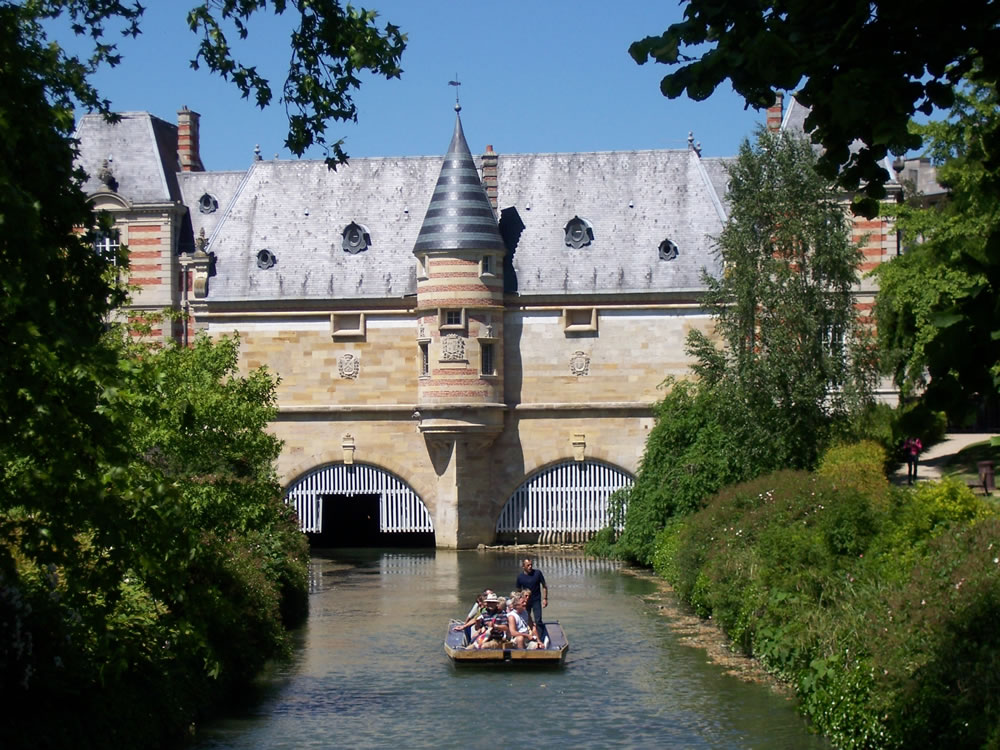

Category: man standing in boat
[516, 557, 548, 643]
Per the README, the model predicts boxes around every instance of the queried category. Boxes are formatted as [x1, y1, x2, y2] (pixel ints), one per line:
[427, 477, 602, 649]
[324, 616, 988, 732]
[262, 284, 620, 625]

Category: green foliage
[611, 378, 752, 565]
[2, 3, 401, 744]
[629, 0, 1000, 216]
[874, 75, 1000, 421]
[654, 459, 1000, 748]
[817, 440, 890, 503]
[186, 0, 406, 164]
[2, 331, 310, 750]
[688, 128, 876, 435]
[606, 129, 876, 566]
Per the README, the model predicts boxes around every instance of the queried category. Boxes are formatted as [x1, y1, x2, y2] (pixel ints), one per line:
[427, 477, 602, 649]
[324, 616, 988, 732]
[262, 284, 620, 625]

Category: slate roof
[177, 169, 253, 253]
[413, 113, 505, 253]
[495, 148, 726, 296]
[202, 156, 440, 301]
[74, 112, 181, 203]
[74, 110, 732, 303]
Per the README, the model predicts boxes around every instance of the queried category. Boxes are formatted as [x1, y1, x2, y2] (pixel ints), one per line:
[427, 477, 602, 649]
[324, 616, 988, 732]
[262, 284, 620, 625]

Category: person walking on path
[515, 557, 548, 641]
[904, 436, 923, 484]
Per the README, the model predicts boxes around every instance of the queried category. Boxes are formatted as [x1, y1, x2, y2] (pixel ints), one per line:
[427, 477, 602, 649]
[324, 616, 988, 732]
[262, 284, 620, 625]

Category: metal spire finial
[448, 75, 461, 112]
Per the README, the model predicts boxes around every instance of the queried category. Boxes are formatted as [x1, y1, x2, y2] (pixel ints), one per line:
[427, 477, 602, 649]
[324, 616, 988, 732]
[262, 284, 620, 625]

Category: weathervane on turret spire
[448, 75, 461, 112]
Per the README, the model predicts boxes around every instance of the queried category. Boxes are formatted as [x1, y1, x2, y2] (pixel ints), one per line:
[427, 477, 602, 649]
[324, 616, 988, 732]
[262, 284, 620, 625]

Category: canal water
[192, 549, 828, 749]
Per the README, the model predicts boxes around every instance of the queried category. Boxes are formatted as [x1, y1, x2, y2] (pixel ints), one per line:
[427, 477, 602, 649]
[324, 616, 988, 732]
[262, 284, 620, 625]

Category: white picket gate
[284, 463, 433, 534]
[496, 460, 632, 541]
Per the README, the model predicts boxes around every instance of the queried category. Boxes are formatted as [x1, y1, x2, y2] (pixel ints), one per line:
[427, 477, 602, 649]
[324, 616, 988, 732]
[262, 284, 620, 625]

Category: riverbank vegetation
[2, 4, 407, 747]
[654, 444, 1000, 749]
[586, 86, 1000, 746]
[589, 127, 881, 566]
[3, 330, 309, 750]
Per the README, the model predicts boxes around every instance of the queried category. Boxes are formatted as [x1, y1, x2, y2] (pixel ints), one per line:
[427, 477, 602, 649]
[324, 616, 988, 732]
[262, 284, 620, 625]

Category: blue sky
[64, 1, 767, 171]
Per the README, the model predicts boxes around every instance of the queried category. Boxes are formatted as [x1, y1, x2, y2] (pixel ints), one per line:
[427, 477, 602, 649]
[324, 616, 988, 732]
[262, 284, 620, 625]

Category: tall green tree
[610, 129, 876, 565]
[1, 2, 400, 744]
[629, 0, 1000, 216]
[874, 76, 1000, 421]
[688, 128, 877, 456]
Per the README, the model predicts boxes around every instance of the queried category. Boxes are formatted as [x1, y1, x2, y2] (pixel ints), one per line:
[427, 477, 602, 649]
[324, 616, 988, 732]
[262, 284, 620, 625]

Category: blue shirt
[515, 568, 546, 603]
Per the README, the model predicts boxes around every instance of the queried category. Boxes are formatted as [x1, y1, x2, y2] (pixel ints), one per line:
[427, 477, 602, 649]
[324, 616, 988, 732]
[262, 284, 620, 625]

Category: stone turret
[413, 110, 505, 441]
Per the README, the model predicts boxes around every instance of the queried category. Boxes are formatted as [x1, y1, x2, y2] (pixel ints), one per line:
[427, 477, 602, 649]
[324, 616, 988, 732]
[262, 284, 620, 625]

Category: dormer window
[198, 193, 219, 214]
[564, 216, 594, 249]
[257, 248, 276, 269]
[342, 222, 371, 254]
[658, 238, 679, 261]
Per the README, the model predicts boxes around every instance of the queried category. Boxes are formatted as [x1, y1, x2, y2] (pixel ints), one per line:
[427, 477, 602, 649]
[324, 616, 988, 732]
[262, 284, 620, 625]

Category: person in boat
[507, 594, 542, 649]
[471, 594, 510, 649]
[515, 557, 548, 641]
[454, 590, 493, 640]
[465, 590, 492, 620]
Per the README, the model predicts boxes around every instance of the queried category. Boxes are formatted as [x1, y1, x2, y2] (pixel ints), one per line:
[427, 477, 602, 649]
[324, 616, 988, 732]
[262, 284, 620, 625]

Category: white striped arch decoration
[496, 459, 633, 536]
[284, 463, 432, 534]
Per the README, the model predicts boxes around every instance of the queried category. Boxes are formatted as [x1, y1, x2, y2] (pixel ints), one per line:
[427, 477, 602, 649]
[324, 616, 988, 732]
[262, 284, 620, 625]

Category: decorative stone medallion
[441, 334, 466, 361]
[569, 350, 590, 376]
[338, 353, 360, 379]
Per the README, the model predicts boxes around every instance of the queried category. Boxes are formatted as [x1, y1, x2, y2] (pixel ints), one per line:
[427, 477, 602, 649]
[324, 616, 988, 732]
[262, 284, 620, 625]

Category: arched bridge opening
[285, 463, 434, 548]
[496, 459, 633, 544]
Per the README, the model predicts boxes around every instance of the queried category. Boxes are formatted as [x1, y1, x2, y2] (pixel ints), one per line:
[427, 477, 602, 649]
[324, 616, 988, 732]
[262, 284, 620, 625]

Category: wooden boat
[444, 619, 569, 664]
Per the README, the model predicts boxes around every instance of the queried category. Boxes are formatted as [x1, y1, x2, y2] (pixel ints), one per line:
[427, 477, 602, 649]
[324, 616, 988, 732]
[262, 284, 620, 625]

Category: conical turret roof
[413, 113, 505, 253]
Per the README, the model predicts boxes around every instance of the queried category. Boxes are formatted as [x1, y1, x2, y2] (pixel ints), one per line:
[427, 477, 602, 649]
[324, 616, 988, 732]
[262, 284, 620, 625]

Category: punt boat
[444, 620, 569, 664]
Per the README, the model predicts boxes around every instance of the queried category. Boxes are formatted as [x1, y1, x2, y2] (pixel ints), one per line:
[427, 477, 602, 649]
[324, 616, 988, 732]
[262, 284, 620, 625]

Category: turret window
[439, 308, 466, 330]
[481, 342, 495, 376]
[419, 342, 430, 376]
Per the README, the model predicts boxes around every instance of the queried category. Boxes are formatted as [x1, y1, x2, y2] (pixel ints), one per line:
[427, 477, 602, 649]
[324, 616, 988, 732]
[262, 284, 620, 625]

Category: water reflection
[193, 550, 827, 749]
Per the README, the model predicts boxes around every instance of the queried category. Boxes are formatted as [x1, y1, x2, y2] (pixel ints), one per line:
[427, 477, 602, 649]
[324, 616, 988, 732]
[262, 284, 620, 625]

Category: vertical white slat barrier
[284, 463, 432, 534]
[496, 460, 632, 540]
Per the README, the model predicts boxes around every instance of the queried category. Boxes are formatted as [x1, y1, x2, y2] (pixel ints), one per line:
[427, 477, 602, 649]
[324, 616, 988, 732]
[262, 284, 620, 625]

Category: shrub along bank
[653, 442, 1000, 749]
[2, 334, 309, 750]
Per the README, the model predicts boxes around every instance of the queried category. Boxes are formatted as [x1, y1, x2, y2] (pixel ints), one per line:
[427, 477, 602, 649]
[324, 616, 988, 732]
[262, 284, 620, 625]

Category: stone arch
[495, 459, 633, 544]
[284, 462, 432, 538]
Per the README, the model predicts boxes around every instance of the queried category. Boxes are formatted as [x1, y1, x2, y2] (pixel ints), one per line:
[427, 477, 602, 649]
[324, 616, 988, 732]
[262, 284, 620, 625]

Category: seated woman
[507, 595, 542, 649]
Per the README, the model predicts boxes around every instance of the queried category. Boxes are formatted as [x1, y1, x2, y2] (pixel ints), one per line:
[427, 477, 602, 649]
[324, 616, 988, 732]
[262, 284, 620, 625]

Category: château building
[73, 98, 905, 548]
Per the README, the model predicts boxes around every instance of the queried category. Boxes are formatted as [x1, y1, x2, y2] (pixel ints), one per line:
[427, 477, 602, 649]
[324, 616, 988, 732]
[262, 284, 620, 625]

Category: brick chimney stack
[177, 106, 204, 172]
[481, 144, 498, 210]
[766, 92, 784, 133]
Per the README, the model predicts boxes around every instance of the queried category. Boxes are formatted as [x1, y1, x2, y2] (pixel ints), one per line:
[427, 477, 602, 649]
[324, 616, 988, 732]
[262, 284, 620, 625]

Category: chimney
[766, 92, 784, 133]
[177, 106, 204, 172]
[481, 144, 498, 211]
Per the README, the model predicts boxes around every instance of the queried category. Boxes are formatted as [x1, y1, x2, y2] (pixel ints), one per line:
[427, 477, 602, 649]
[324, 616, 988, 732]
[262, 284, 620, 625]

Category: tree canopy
[1, 2, 401, 744]
[605, 129, 877, 565]
[874, 75, 1000, 421]
[29, 0, 405, 165]
[629, 0, 1000, 216]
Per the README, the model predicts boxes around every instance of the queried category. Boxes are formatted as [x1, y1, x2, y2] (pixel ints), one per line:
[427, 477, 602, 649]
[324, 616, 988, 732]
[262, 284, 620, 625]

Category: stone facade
[73, 100, 915, 547]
